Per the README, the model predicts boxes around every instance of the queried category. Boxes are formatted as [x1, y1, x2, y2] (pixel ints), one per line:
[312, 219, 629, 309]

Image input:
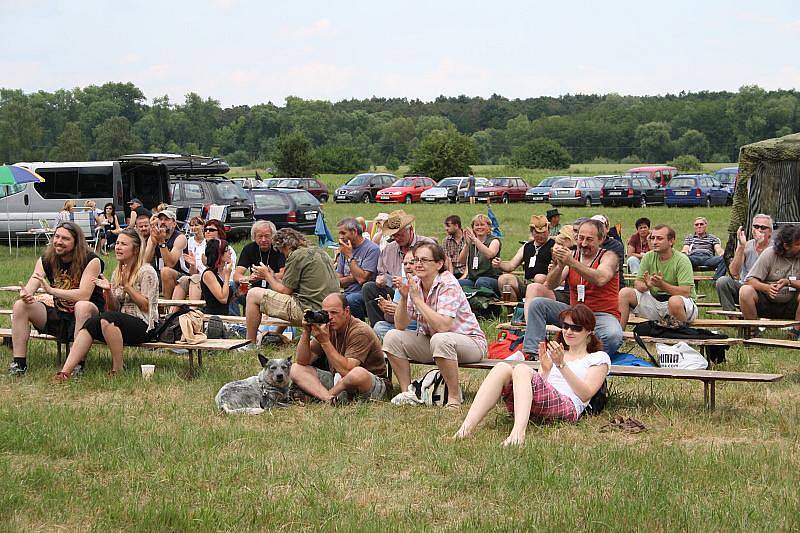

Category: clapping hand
[737, 225, 747, 247]
[32, 272, 52, 294]
[94, 275, 111, 291]
[18, 283, 35, 305]
[377, 294, 396, 314]
[551, 244, 571, 265]
[547, 341, 565, 368]
[394, 276, 410, 299]
[407, 278, 422, 303]
[538, 341, 553, 372]
[463, 228, 476, 243]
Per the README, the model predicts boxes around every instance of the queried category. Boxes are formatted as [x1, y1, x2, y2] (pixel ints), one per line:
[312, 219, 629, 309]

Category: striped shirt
[683, 233, 720, 256]
[443, 234, 466, 273]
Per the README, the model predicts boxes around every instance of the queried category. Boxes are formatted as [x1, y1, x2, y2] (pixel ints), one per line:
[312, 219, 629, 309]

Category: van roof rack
[118, 153, 230, 176]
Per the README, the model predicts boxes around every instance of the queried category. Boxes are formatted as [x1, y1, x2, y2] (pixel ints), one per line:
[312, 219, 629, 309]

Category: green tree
[315, 145, 368, 173]
[0, 89, 44, 162]
[511, 138, 571, 169]
[408, 130, 478, 179]
[51, 122, 87, 161]
[674, 129, 710, 160]
[93, 116, 140, 159]
[668, 154, 703, 172]
[635, 121, 673, 162]
[274, 131, 319, 177]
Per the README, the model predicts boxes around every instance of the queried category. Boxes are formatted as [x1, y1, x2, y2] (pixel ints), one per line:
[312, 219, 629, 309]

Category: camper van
[0, 158, 171, 239]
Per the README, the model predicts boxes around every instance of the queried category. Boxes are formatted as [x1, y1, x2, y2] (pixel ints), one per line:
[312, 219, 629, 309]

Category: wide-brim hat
[529, 214, 549, 233]
[374, 212, 390, 222]
[157, 209, 177, 220]
[590, 214, 609, 227]
[546, 208, 561, 219]
[381, 210, 416, 238]
[557, 225, 575, 243]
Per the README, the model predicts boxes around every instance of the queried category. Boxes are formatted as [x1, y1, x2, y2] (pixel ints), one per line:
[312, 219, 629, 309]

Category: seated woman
[53, 227, 159, 380]
[454, 303, 610, 446]
[383, 243, 487, 408]
[56, 200, 75, 225]
[96, 202, 122, 253]
[457, 213, 502, 296]
[200, 238, 233, 316]
[171, 217, 206, 304]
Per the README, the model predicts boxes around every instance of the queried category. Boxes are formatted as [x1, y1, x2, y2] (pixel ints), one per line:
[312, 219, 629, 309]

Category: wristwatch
[159, 243, 167, 249]
[556, 362, 565, 369]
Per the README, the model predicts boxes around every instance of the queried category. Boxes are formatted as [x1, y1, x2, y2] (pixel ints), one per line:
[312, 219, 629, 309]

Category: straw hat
[529, 215, 548, 232]
[381, 210, 416, 238]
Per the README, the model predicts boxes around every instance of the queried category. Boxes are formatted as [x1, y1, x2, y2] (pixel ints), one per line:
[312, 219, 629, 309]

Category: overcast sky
[3, 0, 799, 107]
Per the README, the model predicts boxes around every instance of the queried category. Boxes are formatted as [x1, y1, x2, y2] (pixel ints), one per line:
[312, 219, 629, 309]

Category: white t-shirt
[546, 351, 611, 415]
[187, 237, 207, 274]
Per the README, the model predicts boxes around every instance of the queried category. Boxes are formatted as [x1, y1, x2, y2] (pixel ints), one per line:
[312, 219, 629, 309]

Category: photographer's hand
[311, 322, 330, 345]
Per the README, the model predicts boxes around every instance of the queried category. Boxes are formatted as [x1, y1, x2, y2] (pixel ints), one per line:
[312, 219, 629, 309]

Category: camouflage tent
[727, 132, 800, 254]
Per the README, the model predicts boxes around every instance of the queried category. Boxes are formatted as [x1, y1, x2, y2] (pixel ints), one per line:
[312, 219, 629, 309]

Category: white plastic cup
[141, 364, 155, 380]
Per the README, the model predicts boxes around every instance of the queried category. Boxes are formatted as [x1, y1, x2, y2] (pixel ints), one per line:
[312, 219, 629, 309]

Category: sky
[2, 0, 799, 107]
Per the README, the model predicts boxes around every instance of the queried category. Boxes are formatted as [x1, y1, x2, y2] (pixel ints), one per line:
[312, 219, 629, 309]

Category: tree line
[1, 82, 797, 175]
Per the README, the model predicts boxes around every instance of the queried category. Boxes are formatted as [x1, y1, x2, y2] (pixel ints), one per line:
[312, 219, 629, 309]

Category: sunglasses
[752, 224, 770, 231]
[561, 322, 585, 333]
[694, 223, 706, 226]
[204, 227, 219, 233]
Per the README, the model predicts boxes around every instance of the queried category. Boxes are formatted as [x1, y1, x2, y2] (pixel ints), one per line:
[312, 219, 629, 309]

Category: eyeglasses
[409, 257, 436, 264]
[561, 322, 585, 333]
[752, 224, 771, 231]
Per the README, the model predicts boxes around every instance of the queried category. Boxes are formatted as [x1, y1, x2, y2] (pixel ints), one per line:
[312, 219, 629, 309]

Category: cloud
[783, 20, 800, 33]
[209, 0, 236, 9]
[0, 60, 43, 88]
[277, 19, 332, 40]
[122, 53, 142, 64]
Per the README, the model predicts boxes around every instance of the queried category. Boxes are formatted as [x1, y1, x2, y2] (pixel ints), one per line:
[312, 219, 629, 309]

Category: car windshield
[627, 172, 650, 179]
[607, 178, 630, 187]
[347, 174, 372, 186]
[475, 178, 489, 187]
[489, 178, 508, 187]
[392, 179, 415, 187]
[716, 174, 735, 185]
[253, 192, 287, 209]
[214, 181, 248, 200]
[288, 191, 318, 207]
[537, 177, 558, 187]
[669, 178, 696, 188]
[437, 178, 460, 187]
[276, 179, 302, 188]
[553, 178, 577, 188]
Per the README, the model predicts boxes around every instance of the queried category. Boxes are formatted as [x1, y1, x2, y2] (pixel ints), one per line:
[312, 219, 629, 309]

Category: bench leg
[197, 349, 203, 368]
[703, 380, 716, 411]
[56, 342, 63, 366]
[188, 349, 194, 375]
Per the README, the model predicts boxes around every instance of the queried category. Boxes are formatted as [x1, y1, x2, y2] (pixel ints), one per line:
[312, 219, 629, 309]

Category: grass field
[1, 200, 799, 530]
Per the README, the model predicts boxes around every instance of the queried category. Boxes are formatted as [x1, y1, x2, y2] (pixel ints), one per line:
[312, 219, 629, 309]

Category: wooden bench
[707, 310, 743, 317]
[744, 338, 800, 350]
[0, 327, 249, 373]
[408, 358, 782, 411]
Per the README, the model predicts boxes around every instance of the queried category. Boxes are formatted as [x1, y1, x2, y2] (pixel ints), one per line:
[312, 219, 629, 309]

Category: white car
[421, 177, 489, 203]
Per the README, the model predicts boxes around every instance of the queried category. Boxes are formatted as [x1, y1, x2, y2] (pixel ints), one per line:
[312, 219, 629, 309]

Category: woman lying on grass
[53, 227, 159, 381]
[454, 303, 610, 446]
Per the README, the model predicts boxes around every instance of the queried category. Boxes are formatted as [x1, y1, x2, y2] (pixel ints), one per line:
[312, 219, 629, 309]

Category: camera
[304, 309, 330, 325]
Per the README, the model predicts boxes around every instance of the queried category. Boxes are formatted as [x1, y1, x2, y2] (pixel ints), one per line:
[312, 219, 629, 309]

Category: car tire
[584, 196, 592, 207]
[502, 194, 509, 204]
[706, 196, 712, 208]
[639, 196, 647, 208]
[362, 193, 371, 203]
[453, 195, 460, 204]
[405, 195, 412, 204]
[319, 195, 328, 203]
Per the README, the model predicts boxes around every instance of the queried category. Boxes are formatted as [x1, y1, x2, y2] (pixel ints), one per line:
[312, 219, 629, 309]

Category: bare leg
[502, 365, 535, 447]
[161, 268, 178, 300]
[618, 288, 638, 328]
[739, 285, 758, 320]
[101, 320, 125, 372]
[667, 296, 688, 322]
[73, 301, 98, 334]
[59, 328, 94, 375]
[290, 364, 333, 401]
[245, 288, 266, 344]
[188, 279, 202, 301]
[11, 300, 47, 359]
[385, 352, 411, 391]
[497, 273, 520, 300]
[328, 367, 373, 396]
[170, 282, 188, 314]
[434, 357, 463, 406]
[454, 362, 513, 439]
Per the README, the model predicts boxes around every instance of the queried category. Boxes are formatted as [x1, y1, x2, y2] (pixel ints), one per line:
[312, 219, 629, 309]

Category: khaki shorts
[634, 290, 698, 323]
[383, 329, 485, 364]
[177, 274, 201, 292]
[316, 369, 389, 401]
[259, 289, 304, 326]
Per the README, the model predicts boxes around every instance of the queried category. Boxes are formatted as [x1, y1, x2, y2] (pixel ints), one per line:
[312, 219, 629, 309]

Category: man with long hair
[9, 221, 105, 375]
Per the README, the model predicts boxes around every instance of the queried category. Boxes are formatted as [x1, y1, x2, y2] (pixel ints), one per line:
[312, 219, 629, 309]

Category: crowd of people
[10, 196, 800, 441]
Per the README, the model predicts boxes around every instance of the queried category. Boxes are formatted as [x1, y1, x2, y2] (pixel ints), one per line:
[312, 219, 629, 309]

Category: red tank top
[566, 248, 620, 319]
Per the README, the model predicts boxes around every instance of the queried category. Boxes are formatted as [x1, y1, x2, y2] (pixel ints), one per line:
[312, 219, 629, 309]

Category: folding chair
[72, 209, 99, 251]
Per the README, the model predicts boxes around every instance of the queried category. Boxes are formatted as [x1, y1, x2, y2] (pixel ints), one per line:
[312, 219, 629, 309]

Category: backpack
[149, 306, 191, 343]
[462, 286, 499, 317]
[488, 331, 525, 360]
[632, 319, 728, 365]
[410, 369, 450, 406]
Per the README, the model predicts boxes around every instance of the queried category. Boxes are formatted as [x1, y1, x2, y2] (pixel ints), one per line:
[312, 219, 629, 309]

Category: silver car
[548, 176, 604, 207]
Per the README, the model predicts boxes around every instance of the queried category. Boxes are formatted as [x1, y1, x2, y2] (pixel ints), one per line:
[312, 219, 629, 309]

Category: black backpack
[632, 320, 729, 364]
[149, 306, 191, 343]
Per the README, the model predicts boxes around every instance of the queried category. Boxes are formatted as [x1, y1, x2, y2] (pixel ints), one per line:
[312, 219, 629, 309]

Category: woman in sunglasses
[455, 303, 610, 446]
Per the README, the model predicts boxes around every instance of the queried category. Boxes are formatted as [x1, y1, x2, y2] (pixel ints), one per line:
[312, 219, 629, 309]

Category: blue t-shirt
[336, 238, 380, 295]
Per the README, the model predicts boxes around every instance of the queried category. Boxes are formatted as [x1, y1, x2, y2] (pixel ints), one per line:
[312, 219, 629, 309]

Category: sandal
[52, 371, 70, 383]
[107, 369, 122, 377]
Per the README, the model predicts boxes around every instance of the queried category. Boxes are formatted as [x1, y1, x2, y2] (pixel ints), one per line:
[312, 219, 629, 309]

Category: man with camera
[290, 293, 390, 403]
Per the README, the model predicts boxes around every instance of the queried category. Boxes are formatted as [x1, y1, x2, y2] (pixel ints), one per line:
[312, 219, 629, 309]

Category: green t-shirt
[637, 250, 697, 299]
[281, 246, 340, 311]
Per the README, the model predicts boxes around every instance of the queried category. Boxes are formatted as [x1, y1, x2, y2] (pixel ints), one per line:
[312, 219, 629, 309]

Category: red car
[273, 177, 330, 203]
[376, 176, 436, 203]
[475, 176, 529, 203]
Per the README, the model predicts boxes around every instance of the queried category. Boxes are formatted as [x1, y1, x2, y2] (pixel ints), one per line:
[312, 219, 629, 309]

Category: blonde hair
[111, 227, 146, 289]
[63, 200, 75, 211]
[154, 203, 169, 213]
[84, 200, 96, 209]
[471, 214, 491, 227]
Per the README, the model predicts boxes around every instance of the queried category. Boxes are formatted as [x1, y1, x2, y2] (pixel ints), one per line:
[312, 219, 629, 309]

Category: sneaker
[236, 342, 256, 353]
[8, 361, 27, 376]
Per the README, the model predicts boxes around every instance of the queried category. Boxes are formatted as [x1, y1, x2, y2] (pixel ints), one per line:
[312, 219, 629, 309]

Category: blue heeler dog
[215, 355, 292, 414]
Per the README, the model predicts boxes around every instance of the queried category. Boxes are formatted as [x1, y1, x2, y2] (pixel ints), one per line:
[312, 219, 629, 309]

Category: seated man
[523, 219, 623, 357]
[9, 222, 105, 375]
[233, 220, 285, 313]
[493, 215, 554, 301]
[740, 224, 800, 338]
[290, 294, 390, 403]
[618, 224, 698, 327]
[335, 217, 380, 320]
[244, 228, 340, 344]
[143, 209, 188, 297]
[682, 217, 726, 279]
[715, 214, 772, 311]
[442, 215, 466, 278]
[626, 217, 651, 275]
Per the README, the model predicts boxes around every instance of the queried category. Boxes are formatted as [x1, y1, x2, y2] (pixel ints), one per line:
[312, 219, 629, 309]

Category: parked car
[273, 177, 329, 202]
[475, 177, 529, 203]
[713, 166, 738, 195]
[600, 176, 665, 207]
[625, 166, 678, 187]
[593, 174, 621, 183]
[548, 177, 604, 207]
[169, 176, 255, 240]
[247, 188, 320, 234]
[334, 173, 397, 203]
[665, 174, 731, 207]
[525, 176, 563, 203]
[420, 177, 489, 203]
[376, 176, 436, 204]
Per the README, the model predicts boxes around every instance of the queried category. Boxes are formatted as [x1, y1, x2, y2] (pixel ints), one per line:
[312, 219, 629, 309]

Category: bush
[511, 138, 571, 169]
[225, 150, 250, 167]
[274, 131, 319, 177]
[588, 156, 617, 164]
[384, 156, 400, 172]
[315, 145, 369, 174]
[668, 154, 703, 172]
[407, 129, 478, 180]
[709, 153, 733, 164]
[620, 154, 642, 164]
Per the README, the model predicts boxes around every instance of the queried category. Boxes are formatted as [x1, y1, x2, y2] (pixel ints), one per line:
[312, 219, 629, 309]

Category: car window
[183, 183, 205, 200]
[288, 191, 319, 207]
[0, 184, 25, 199]
[170, 182, 181, 201]
[253, 193, 289, 209]
[553, 178, 576, 188]
[606, 178, 627, 188]
[669, 178, 696, 188]
[347, 175, 370, 186]
[214, 181, 247, 200]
